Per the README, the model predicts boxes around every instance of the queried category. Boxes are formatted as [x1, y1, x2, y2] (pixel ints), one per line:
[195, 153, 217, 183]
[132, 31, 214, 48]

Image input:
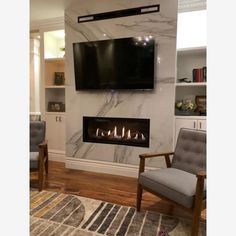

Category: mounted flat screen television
[72, 36, 155, 90]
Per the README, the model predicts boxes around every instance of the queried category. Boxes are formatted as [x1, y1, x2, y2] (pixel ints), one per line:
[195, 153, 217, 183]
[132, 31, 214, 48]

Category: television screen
[73, 36, 155, 90]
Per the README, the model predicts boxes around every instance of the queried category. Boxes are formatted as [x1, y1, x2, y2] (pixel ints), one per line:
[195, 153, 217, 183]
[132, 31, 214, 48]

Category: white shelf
[175, 116, 206, 119]
[45, 58, 64, 62]
[177, 46, 206, 54]
[45, 85, 66, 89]
[175, 82, 206, 87]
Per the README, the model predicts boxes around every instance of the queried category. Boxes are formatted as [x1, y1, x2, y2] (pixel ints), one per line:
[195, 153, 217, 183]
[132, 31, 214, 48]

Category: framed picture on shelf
[48, 102, 65, 112]
[54, 72, 65, 85]
[195, 95, 206, 115]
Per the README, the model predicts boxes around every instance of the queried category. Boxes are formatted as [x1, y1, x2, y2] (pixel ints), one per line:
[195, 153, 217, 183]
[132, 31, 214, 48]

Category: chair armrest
[139, 152, 174, 159]
[38, 140, 48, 148]
[196, 170, 206, 179]
[138, 152, 174, 175]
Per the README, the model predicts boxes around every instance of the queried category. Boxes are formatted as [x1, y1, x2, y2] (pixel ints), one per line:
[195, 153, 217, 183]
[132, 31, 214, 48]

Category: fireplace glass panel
[83, 116, 150, 147]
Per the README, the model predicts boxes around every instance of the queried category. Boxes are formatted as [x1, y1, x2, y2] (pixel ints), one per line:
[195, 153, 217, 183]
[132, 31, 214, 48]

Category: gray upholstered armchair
[136, 128, 206, 236]
[30, 121, 48, 191]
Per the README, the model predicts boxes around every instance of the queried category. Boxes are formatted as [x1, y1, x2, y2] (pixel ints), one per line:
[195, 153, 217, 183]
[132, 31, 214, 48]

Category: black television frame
[72, 36, 156, 91]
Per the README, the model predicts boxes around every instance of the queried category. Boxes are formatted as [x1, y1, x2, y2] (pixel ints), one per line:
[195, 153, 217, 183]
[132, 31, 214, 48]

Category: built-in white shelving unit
[174, 46, 207, 144]
[41, 29, 66, 162]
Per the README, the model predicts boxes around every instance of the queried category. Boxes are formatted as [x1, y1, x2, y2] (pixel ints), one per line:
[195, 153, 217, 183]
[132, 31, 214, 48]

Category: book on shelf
[192, 66, 207, 82]
[202, 66, 207, 82]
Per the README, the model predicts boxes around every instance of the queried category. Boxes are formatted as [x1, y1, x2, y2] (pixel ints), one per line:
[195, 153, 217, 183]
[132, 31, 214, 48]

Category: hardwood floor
[31, 161, 206, 221]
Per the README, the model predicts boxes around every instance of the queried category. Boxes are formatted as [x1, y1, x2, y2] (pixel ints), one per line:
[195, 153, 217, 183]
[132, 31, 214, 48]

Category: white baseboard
[48, 150, 65, 162]
[65, 158, 156, 178]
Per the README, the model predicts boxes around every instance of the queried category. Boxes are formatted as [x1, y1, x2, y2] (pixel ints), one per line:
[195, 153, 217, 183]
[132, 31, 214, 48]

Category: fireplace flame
[122, 127, 125, 138]
[94, 126, 146, 142]
[114, 126, 117, 137]
[141, 134, 146, 140]
[127, 129, 131, 139]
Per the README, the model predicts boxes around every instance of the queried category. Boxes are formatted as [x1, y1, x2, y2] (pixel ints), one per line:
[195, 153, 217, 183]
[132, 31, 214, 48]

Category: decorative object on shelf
[195, 95, 206, 115]
[175, 99, 197, 115]
[48, 102, 65, 112]
[60, 47, 65, 57]
[192, 66, 207, 82]
[177, 77, 191, 83]
[202, 66, 207, 81]
[54, 72, 65, 85]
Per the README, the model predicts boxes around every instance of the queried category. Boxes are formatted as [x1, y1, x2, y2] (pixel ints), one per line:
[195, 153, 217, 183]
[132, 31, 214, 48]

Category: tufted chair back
[30, 121, 46, 152]
[172, 128, 206, 175]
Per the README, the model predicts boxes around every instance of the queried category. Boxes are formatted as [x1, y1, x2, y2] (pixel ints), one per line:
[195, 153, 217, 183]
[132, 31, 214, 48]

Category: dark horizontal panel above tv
[78, 4, 160, 23]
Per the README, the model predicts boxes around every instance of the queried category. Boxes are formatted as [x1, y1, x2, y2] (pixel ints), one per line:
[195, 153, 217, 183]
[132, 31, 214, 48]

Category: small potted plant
[60, 47, 65, 57]
[175, 99, 197, 115]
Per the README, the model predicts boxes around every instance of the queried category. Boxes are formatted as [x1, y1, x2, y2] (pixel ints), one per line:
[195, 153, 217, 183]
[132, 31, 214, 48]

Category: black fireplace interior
[83, 116, 150, 147]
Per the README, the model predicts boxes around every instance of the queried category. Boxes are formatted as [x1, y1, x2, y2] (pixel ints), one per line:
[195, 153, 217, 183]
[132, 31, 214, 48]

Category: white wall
[177, 10, 207, 49]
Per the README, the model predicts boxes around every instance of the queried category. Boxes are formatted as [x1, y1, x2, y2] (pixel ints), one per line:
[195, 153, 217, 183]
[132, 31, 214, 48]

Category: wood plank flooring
[31, 161, 206, 221]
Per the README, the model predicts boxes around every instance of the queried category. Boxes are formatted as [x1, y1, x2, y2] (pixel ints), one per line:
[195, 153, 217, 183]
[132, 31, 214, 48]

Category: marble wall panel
[65, 0, 177, 167]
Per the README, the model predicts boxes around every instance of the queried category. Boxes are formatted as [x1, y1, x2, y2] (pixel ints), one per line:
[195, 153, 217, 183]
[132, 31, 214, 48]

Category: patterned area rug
[30, 190, 206, 236]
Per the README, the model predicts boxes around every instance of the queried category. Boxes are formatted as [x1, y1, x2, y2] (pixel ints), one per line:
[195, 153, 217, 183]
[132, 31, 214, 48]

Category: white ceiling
[30, 0, 206, 23]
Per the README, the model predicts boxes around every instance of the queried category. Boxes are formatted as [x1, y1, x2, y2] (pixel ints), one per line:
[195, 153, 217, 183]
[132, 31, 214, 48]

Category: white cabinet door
[197, 119, 206, 131]
[175, 117, 206, 145]
[175, 118, 197, 144]
[45, 114, 65, 153]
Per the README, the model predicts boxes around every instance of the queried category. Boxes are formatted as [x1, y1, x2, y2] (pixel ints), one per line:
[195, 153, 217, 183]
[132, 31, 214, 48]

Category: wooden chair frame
[30, 141, 48, 191]
[136, 152, 206, 236]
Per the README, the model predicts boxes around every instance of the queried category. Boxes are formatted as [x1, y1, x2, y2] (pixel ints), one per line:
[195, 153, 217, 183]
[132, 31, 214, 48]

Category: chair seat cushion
[30, 152, 39, 169]
[139, 168, 206, 208]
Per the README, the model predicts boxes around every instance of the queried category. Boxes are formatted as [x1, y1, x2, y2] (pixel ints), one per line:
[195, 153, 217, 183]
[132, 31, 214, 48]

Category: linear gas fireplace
[83, 116, 150, 147]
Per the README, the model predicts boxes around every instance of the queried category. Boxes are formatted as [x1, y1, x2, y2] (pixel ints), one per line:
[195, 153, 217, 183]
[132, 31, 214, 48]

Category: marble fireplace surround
[65, 0, 178, 177]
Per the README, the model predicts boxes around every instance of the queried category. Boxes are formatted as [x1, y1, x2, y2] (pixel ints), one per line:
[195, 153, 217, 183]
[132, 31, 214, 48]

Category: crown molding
[30, 17, 64, 31]
[178, 0, 206, 13]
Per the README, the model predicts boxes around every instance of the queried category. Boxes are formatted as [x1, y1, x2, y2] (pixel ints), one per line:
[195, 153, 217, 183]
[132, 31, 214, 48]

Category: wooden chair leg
[38, 168, 44, 191]
[45, 146, 49, 174]
[136, 184, 143, 211]
[191, 206, 201, 236]
[45, 158, 48, 174]
[38, 151, 45, 191]
[191, 176, 205, 236]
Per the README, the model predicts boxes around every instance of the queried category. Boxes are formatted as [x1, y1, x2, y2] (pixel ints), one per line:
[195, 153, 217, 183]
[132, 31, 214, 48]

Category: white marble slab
[65, 0, 177, 167]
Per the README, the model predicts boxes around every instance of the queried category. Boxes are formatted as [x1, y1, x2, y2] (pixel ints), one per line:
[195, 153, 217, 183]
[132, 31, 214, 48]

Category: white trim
[48, 150, 65, 162]
[65, 158, 157, 178]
